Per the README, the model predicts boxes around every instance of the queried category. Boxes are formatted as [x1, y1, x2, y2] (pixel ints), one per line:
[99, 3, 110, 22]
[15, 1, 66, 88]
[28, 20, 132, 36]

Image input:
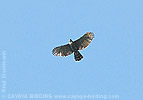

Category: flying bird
[52, 32, 94, 61]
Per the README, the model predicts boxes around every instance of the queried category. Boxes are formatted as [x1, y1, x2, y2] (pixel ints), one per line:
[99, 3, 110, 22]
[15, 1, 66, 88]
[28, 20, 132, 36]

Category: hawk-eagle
[52, 32, 94, 61]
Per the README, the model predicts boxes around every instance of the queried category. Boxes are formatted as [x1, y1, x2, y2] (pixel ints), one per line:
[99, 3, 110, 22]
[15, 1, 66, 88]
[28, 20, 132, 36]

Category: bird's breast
[70, 43, 78, 52]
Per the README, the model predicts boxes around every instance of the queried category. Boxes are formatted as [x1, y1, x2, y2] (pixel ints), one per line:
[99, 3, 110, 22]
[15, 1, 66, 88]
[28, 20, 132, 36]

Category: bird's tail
[74, 51, 83, 61]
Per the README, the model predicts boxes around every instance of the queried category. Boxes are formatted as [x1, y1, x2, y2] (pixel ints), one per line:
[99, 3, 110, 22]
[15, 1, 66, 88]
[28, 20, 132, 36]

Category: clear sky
[0, 0, 143, 100]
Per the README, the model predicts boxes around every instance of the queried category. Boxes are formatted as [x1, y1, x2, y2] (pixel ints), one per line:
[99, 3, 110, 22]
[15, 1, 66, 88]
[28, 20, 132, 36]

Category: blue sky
[0, 0, 143, 100]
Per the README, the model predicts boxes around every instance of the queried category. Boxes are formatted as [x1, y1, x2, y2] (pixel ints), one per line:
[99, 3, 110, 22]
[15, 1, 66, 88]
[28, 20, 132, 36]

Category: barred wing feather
[73, 32, 94, 50]
[52, 44, 73, 57]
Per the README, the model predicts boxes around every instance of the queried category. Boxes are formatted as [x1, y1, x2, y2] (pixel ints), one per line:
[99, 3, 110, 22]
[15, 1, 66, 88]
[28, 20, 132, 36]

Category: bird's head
[69, 39, 73, 44]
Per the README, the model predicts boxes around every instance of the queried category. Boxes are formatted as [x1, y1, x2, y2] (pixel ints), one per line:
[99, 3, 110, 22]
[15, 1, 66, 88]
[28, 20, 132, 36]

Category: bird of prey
[52, 32, 94, 61]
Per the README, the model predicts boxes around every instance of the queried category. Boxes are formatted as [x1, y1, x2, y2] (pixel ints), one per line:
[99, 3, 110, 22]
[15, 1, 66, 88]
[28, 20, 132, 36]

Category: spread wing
[52, 44, 73, 57]
[73, 32, 94, 50]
